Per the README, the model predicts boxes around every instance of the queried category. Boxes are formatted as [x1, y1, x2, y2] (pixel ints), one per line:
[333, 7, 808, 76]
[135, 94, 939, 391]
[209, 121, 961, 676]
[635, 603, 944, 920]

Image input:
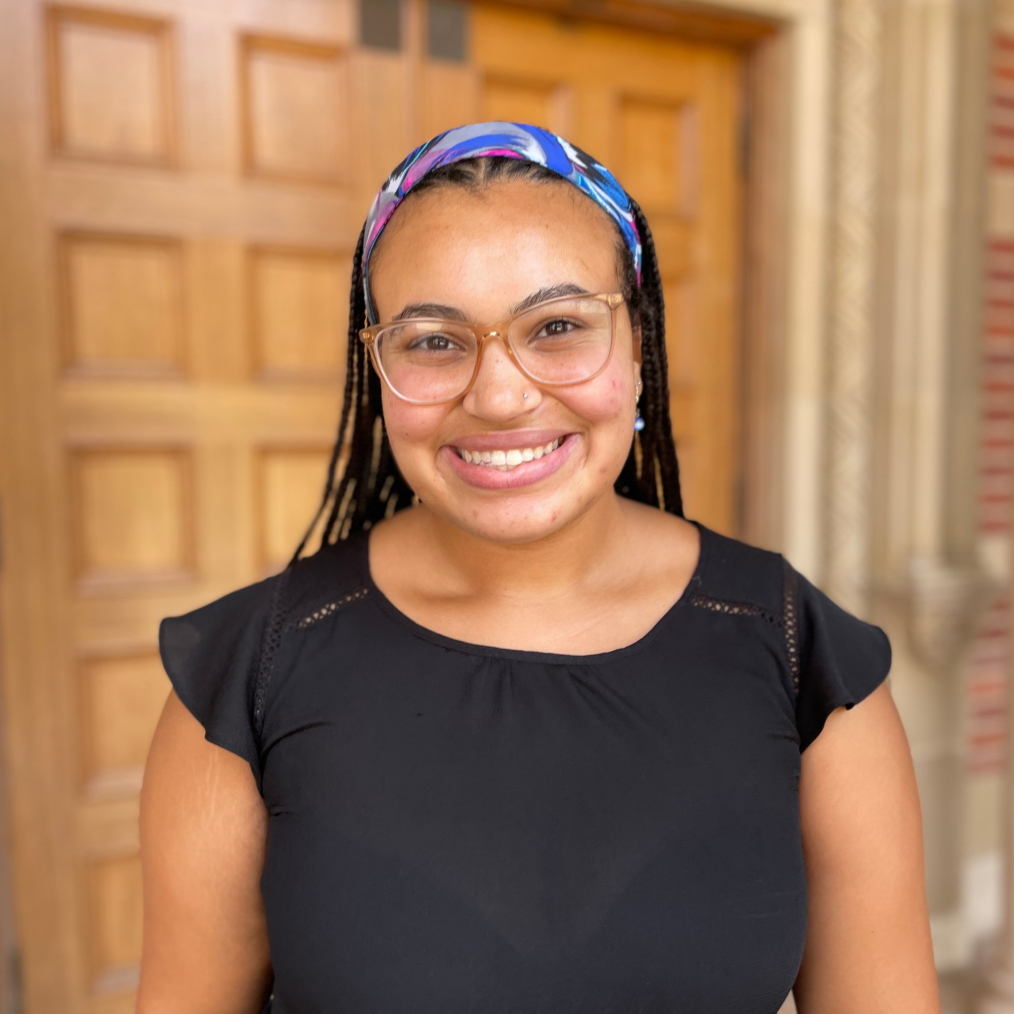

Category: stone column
[977, 650, 1014, 1012]
[823, 0, 881, 617]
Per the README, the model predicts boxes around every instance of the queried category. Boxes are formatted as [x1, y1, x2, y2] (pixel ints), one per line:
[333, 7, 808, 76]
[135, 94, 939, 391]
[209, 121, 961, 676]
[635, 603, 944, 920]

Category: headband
[361, 121, 642, 322]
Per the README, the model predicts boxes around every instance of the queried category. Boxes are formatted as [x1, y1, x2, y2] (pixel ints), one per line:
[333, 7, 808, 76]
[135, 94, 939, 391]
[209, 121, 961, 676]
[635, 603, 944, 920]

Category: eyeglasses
[359, 292, 625, 405]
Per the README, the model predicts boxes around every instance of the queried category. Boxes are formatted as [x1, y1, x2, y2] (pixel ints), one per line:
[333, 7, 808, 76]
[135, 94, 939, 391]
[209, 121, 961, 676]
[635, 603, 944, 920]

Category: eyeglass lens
[374, 296, 614, 403]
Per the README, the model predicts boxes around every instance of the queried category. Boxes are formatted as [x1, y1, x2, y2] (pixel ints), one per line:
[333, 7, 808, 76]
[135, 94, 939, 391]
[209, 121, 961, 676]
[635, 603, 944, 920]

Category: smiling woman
[138, 124, 940, 1014]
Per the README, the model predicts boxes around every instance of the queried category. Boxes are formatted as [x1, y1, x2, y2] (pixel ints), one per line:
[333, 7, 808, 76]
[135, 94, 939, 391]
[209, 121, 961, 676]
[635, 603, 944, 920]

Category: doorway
[0, 0, 748, 1009]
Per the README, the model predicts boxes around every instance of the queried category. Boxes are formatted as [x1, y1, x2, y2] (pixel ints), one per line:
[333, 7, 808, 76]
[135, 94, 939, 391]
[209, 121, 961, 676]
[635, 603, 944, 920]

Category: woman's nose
[461, 335, 541, 419]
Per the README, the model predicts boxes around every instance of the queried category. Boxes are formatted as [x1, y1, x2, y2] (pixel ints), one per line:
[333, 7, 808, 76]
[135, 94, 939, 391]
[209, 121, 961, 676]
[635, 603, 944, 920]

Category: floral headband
[361, 121, 642, 322]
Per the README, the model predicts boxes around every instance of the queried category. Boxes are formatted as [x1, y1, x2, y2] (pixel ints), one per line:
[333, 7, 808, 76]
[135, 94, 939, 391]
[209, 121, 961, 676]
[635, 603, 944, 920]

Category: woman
[139, 123, 939, 1014]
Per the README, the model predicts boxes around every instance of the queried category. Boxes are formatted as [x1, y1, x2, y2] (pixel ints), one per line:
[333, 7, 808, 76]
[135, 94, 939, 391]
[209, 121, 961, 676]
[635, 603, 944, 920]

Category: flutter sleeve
[793, 570, 892, 751]
[158, 576, 279, 786]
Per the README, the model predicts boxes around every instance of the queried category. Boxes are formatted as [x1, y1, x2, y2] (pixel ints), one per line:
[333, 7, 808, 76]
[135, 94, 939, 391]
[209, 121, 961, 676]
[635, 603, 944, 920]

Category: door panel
[0, 1, 743, 1010]
[249, 246, 349, 381]
[470, 5, 741, 527]
[59, 232, 186, 377]
[619, 98, 692, 214]
[421, 62, 478, 138]
[240, 35, 351, 185]
[47, 7, 176, 166]
[482, 76, 571, 134]
[70, 446, 195, 586]
[255, 445, 334, 573]
[79, 651, 170, 799]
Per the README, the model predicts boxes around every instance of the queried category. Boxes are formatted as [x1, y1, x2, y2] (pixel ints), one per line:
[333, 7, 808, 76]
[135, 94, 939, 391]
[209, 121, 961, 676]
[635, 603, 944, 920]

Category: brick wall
[966, 35, 1014, 775]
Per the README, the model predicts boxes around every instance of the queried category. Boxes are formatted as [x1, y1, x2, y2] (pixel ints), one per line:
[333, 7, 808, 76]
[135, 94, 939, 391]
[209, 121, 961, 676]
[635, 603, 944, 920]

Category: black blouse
[160, 524, 890, 1014]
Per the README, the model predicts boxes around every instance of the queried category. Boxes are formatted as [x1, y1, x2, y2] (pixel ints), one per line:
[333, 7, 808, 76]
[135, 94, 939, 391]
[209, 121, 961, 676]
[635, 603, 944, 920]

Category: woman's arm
[137, 692, 272, 1014]
[793, 683, 939, 1013]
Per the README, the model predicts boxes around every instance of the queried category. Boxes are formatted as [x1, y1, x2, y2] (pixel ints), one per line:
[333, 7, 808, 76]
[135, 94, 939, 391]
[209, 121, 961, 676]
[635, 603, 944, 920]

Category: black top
[160, 525, 890, 1014]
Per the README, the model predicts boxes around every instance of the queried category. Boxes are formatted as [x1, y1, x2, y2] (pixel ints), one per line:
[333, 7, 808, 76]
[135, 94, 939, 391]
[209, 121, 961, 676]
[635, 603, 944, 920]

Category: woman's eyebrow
[391, 284, 589, 323]
[510, 284, 589, 314]
[393, 303, 468, 322]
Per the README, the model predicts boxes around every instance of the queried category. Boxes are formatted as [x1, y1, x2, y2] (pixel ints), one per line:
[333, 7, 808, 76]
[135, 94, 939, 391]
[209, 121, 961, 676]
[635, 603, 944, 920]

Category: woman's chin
[462, 509, 581, 545]
[425, 484, 591, 545]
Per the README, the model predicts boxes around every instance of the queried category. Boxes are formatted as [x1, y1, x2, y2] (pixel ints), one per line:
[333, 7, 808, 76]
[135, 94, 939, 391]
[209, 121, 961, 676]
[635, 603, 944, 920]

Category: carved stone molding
[907, 556, 997, 674]
[823, 0, 882, 617]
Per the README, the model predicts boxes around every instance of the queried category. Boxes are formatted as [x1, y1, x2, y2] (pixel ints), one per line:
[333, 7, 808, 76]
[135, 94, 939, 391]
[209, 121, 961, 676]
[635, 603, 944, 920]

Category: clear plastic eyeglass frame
[359, 291, 626, 405]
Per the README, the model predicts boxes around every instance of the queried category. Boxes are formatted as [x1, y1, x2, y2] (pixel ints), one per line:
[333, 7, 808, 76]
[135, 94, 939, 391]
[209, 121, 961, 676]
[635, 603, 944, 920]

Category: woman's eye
[409, 333, 459, 351]
[537, 318, 578, 338]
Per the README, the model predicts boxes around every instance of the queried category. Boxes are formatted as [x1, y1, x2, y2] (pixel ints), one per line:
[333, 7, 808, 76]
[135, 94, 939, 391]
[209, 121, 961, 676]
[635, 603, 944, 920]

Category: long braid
[633, 201, 683, 516]
[292, 162, 684, 563]
[613, 203, 683, 516]
[290, 229, 367, 562]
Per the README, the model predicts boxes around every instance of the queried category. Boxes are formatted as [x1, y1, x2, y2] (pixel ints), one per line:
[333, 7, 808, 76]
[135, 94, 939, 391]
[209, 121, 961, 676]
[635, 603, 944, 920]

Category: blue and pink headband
[362, 121, 642, 321]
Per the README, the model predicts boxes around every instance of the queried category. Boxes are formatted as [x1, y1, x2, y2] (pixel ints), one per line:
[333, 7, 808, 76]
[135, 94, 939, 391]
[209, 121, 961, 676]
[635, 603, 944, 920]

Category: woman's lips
[442, 433, 578, 490]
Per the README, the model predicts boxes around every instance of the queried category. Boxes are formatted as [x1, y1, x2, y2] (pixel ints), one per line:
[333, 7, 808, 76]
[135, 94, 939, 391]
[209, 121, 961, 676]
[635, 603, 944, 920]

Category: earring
[634, 381, 645, 432]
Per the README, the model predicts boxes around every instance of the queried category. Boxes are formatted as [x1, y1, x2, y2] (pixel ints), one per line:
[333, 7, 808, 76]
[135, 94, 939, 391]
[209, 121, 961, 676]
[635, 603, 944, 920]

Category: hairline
[367, 173, 637, 332]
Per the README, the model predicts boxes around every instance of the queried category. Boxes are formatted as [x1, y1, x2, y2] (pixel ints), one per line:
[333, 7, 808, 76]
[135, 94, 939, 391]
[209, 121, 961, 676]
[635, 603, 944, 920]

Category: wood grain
[0, 0, 756, 1010]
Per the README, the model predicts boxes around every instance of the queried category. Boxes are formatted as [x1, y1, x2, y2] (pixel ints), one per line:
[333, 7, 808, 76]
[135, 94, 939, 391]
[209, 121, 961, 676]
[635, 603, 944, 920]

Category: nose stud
[523, 392, 529, 399]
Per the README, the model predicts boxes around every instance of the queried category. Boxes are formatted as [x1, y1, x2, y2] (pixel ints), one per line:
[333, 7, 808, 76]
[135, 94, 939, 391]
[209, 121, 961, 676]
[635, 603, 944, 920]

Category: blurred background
[0, 0, 1010, 1010]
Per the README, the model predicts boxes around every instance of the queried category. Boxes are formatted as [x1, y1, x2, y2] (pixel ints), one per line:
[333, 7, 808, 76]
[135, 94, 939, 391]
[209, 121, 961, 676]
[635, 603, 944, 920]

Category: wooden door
[430, 5, 743, 527]
[0, 1, 742, 1011]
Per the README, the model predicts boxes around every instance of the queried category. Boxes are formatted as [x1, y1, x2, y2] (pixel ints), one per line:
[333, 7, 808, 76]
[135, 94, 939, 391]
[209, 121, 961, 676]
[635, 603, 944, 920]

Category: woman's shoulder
[161, 535, 370, 644]
[157, 536, 371, 787]
[690, 525, 892, 750]
[694, 523, 787, 617]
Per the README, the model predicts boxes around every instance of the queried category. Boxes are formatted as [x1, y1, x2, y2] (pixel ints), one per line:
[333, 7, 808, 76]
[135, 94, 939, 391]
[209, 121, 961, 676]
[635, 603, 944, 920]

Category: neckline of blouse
[356, 521, 710, 666]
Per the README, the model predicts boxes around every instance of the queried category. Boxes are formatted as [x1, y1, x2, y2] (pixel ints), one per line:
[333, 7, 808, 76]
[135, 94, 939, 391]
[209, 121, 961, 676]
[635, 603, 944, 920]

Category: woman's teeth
[457, 438, 563, 471]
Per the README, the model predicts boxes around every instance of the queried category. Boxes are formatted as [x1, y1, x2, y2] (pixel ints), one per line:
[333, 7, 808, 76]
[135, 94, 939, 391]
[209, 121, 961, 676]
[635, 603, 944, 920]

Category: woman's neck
[368, 492, 698, 654]
[389, 494, 635, 603]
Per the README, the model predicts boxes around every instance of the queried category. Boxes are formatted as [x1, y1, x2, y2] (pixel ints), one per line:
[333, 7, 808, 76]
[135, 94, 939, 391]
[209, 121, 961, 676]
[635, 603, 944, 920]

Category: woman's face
[368, 180, 641, 545]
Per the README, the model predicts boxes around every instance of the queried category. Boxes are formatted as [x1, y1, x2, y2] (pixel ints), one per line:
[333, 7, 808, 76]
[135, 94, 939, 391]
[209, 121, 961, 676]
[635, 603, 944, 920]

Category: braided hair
[292, 157, 682, 561]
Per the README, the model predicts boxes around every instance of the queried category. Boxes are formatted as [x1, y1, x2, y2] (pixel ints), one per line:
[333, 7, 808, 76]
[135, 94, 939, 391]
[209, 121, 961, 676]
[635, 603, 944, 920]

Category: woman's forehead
[373, 181, 621, 272]
[370, 192, 621, 320]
